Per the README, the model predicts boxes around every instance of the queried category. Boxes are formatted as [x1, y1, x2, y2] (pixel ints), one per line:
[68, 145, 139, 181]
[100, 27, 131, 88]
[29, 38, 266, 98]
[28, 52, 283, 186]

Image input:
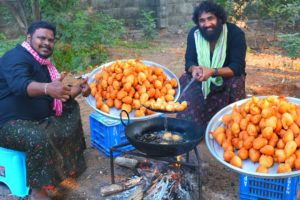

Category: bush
[138, 10, 157, 40]
[41, 6, 126, 72]
[1, 0, 126, 72]
[275, 33, 300, 59]
[52, 43, 108, 72]
[0, 37, 24, 57]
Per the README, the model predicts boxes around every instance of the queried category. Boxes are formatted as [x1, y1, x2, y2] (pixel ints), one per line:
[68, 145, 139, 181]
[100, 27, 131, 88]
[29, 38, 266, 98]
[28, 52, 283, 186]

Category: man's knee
[24, 128, 49, 149]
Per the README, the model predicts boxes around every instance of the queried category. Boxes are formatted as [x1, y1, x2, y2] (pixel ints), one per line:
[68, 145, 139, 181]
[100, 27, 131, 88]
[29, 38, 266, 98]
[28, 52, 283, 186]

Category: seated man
[0, 21, 90, 199]
[177, 1, 247, 126]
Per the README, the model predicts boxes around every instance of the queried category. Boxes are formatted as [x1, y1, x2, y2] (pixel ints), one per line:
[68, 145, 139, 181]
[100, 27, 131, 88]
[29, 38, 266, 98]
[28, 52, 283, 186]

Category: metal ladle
[143, 77, 196, 114]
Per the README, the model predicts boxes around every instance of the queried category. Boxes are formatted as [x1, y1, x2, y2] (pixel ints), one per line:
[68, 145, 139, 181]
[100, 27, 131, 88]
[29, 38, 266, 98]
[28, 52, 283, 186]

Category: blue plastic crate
[89, 112, 134, 157]
[239, 174, 300, 200]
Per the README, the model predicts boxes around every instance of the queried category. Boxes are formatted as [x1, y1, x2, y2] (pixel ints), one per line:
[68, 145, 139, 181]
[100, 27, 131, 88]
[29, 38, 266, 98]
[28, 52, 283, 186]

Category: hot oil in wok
[136, 130, 189, 145]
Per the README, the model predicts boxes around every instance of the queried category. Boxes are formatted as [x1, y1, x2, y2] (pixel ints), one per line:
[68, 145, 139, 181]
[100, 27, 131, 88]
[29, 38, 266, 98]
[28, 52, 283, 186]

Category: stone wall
[90, 0, 157, 28]
[159, 0, 200, 29]
[0, 0, 201, 36]
[90, 0, 200, 29]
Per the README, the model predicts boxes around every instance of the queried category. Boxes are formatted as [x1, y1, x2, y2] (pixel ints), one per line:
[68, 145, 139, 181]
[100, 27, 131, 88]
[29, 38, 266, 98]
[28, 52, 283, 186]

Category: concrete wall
[0, 0, 201, 37]
[90, 0, 157, 28]
[89, 0, 200, 29]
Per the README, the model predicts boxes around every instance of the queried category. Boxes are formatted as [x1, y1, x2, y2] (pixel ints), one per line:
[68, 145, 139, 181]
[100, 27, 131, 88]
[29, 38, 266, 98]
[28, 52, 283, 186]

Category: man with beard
[177, 1, 246, 126]
[0, 21, 90, 199]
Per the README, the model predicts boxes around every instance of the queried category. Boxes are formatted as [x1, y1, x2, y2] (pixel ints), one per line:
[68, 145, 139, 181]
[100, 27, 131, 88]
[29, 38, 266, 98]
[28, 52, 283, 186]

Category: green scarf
[194, 24, 228, 99]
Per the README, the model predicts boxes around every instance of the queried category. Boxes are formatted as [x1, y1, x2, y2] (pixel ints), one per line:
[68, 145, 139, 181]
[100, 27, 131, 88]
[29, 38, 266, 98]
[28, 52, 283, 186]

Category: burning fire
[174, 155, 182, 168]
[102, 157, 197, 199]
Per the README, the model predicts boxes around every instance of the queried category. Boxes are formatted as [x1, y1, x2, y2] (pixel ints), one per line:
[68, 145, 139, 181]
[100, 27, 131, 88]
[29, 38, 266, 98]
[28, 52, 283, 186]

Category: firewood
[100, 184, 123, 197]
[123, 176, 143, 189]
[143, 174, 164, 195]
[100, 177, 143, 197]
[128, 185, 143, 200]
[115, 157, 138, 169]
[144, 175, 172, 200]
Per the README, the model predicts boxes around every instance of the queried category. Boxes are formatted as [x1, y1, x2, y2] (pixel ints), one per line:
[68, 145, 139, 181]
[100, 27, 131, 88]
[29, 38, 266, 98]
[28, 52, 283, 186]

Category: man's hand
[198, 66, 214, 81]
[47, 73, 71, 102]
[68, 77, 91, 98]
[80, 77, 91, 97]
[190, 66, 203, 81]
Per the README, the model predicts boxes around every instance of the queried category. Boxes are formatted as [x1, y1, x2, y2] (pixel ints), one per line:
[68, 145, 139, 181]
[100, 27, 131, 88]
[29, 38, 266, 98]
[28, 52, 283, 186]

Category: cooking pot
[120, 110, 205, 157]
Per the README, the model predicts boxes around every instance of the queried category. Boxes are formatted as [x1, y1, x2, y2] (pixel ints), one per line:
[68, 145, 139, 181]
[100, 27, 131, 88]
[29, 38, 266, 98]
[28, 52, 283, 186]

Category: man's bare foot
[30, 188, 51, 200]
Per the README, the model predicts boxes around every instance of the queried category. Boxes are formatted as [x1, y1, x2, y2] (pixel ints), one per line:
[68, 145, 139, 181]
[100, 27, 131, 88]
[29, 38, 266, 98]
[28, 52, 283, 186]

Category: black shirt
[0, 44, 54, 127]
[185, 23, 247, 76]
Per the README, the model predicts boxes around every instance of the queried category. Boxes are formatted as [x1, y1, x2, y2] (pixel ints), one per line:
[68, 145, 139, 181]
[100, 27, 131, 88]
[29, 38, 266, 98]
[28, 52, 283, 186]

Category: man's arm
[185, 27, 199, 73]
[26, 82, 49, 97]
[198, 67, 234, 81]
[27, 74, 72, 102]
[1, 62, 33, 97]
[226, 26, 247, 76]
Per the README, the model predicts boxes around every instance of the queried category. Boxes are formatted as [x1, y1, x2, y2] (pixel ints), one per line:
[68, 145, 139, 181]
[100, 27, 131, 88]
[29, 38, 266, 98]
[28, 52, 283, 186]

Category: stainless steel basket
[85, 59, 180, 121]
[205, 96, 300, 178]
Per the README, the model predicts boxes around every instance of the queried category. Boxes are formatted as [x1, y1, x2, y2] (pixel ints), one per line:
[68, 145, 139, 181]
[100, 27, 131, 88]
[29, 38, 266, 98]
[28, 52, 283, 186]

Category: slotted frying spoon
[143, 77, 196, 113]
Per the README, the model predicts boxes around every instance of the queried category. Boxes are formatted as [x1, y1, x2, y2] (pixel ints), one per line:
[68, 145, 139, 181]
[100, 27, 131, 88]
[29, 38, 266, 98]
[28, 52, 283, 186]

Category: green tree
[254, 0, 299, 33]
[216, 0, 251, 22]
[275, 33, 300, 70]
[0, 0, 28, 33]
[38, 0, 126, 71]
[1, 0, 126, 72]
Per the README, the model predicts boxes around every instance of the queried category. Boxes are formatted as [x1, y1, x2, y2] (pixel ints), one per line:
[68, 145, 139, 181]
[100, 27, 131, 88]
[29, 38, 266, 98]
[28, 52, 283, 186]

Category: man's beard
[199, 22, 223, 42]
[29, 41, 53, 58]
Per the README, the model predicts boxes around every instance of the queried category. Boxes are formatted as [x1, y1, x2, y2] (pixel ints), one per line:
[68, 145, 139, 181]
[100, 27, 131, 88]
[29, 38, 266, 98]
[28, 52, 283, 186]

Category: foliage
[38, 0, 126, 72]
[216, 0, 250, 22]
[0, 0, 126, 72]
[0, 37, 24, 57]
[184, 21, 195, 32]
[0, 4, 14, 23]
[215, 0, 299, 32]
[274, 33, 300, 59]
[138, 10, 157, 40]
[252, 0, 299, 31]
[52, 43, 108, 72]
[0, 33, 5, 40]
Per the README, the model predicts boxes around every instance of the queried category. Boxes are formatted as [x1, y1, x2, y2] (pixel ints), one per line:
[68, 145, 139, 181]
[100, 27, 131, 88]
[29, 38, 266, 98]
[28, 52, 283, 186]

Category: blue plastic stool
[0, 147, 29, 197]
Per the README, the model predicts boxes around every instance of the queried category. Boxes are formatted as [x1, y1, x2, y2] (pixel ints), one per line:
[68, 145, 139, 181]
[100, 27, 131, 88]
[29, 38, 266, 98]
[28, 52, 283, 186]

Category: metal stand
[109, 142, 202, 198]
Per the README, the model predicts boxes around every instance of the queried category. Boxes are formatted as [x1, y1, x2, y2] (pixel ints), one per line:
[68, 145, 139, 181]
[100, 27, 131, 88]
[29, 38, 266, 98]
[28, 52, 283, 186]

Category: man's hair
[27, 21, 56, 36]
[192, 1, 227, 25]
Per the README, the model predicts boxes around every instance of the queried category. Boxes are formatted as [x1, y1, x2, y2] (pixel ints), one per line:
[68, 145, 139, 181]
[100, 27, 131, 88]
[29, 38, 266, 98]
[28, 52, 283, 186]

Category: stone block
[110, 7, 122, 18]
[167, 0, 183, 4]
[119, 0, 140, 7]
[167, 3, 194, 15]
[111, 0, 121, 8]
[122, 7, 140, 19]
[158, 18, 168, 28]
[168, 16, 188, 27]
[91, 0, 112, 9]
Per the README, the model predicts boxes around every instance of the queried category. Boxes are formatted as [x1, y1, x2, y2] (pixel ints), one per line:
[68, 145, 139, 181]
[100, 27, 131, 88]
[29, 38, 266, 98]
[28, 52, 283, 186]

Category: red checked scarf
[22, 41, 63, 116]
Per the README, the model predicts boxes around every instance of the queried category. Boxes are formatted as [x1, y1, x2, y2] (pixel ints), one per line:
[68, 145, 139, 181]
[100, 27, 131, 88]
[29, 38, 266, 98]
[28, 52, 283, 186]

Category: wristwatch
[212, 68, 219, 77]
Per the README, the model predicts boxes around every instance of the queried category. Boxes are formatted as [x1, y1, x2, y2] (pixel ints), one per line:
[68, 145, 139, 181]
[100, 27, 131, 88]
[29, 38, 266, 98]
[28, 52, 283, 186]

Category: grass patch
[118, 40, 150, 49]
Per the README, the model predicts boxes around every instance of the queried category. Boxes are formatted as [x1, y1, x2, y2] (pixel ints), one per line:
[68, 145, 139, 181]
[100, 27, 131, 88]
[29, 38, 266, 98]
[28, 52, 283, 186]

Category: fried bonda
[90, 59, 180, 117]
[211, 96, 300, 174]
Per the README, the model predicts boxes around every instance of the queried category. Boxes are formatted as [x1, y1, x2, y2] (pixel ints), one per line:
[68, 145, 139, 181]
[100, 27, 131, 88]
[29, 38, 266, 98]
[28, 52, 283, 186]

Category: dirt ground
[1, 26, 300, 200]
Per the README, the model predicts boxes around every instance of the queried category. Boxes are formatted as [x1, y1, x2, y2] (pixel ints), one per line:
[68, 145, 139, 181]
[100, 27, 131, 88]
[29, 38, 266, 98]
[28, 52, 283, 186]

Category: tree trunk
[0, 0, 28, 34]
[31, 0, 41, 21]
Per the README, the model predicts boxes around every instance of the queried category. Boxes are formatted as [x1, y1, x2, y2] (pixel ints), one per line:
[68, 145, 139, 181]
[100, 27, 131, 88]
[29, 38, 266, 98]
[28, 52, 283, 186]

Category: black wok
[120, 111, 205, 157]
